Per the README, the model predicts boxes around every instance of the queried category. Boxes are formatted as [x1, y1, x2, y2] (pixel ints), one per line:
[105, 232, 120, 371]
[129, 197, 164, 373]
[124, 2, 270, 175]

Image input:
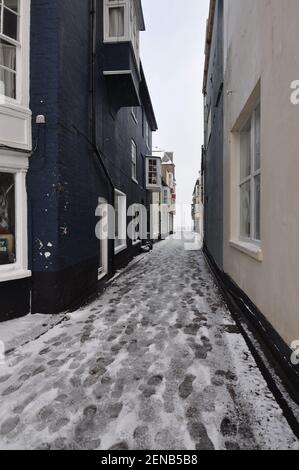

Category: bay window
[146, 157, 161, 191]
[239, 103, 261, 242]
[0, 0, 20, 100]
[108, 3, 125, 38]
[104, 0, 144, 65]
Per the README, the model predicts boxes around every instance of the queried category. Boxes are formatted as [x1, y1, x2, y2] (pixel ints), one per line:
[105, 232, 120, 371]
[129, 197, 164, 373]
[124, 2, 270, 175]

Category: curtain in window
[0, 41, 16, 98]
[109, 7, 125, 37]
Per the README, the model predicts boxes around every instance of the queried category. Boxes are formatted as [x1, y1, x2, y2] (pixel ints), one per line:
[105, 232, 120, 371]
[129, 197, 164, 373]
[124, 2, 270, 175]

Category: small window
[109, 6, 125, 38]
[0, 0, 20, 99]
[131, 140, 137, 181]
[146, 158, 161, 189]
[239, 104, 261, 242]
[114, 190, 127, 253]
[163, 188, 168, 205]
[0, 172, 16, 266]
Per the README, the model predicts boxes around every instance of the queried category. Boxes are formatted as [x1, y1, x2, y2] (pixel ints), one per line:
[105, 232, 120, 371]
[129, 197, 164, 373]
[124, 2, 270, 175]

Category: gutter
[203, 0, 216, 94]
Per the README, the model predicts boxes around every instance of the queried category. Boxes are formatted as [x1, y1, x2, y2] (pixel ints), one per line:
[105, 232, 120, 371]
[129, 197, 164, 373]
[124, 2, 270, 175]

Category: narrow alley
[0, 236, 297, 451]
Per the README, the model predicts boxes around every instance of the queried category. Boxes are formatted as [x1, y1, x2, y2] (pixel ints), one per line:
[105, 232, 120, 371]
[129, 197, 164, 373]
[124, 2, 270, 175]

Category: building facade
[202, 0, 224, 269]
[203, 0, 299, 388]
[152, 150, 176, 238]
[0, 0, 158, 320]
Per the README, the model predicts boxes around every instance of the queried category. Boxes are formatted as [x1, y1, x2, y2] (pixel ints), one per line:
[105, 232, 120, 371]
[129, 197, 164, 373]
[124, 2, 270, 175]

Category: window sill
[229, 239, 263, 262]
[115, 244, 127, 255]
[98, 271, 107, 281]
[0, 269, 31, 283]
[0, 99, 32, 115]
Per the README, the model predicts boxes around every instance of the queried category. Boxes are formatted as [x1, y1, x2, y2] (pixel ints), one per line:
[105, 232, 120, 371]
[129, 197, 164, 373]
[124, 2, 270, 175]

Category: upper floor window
[0, 0, 20, 100]
[104, 0, 142, 65]
[239, 103, 261, 242]
[146, 157, 161, 191]
[162, 187, 169, 205]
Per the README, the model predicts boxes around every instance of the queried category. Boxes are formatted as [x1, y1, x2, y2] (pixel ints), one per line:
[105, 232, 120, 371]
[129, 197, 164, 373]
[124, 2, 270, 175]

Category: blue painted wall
[28, 0, 154, 314]
[203, 0, 224, 269]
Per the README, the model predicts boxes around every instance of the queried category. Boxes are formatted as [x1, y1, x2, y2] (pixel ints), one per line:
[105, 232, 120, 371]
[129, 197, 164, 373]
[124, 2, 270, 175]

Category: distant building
[192, 175, 203, 235]
[152, 150, 176, 238]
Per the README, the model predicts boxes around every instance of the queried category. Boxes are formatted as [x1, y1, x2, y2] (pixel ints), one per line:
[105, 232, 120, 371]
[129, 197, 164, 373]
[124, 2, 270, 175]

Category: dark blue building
[0, 0, 158, 320]
[202, 0, 223, 269]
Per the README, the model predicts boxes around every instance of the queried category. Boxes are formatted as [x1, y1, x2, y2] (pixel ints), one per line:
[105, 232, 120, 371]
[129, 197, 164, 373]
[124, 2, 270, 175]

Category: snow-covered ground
[0, 235, 298, 450]
[0, 314, 66, 353]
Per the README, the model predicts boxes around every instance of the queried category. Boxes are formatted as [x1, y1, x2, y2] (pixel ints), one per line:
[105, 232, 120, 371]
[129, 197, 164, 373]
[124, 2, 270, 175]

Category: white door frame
[97, 198, 109, 281]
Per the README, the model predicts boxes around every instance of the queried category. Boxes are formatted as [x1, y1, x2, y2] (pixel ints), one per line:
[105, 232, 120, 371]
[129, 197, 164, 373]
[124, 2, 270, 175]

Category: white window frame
[239, 103, 261, 244]
[131, 139, 137, 183]
[0, 0, 30, 107]
[103, 0, 140, 65]
[114, 189, 127, 254]
[146, 157, 161, 191]
[96, 198, 109, 281]
[103, 0, 129, 42]
[0, 151, 30, 282]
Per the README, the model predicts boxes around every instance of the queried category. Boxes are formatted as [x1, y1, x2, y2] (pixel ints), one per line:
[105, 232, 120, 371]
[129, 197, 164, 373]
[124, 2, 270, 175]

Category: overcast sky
[141, 0, 209, 227]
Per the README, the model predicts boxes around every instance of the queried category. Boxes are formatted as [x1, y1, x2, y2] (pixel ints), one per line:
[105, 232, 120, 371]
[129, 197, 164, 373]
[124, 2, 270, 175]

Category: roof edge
[203, 0, 216, 94]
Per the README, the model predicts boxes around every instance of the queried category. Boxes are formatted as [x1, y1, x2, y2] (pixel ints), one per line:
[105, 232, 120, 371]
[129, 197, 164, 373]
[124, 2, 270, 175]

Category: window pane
[109, 7, 125, 37]
[0, 66, 16, 98]
[0, 173, 16, 265]
[3, 7, 19, 40]
[4, 0, 19, 13]
[240, 119, 251, 180]
[0, 38, 16, 70]
[255, 105, 261, 171]
[254, 174, 261, 240]
[240, 181, 251, 238]
[148, 159, 157, 185]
